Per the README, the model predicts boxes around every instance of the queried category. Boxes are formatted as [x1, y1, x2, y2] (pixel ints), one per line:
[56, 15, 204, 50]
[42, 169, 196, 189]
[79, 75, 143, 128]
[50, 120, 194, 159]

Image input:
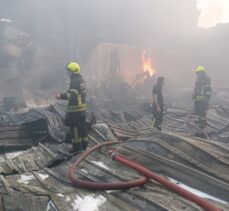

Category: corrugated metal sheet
[0, 103, 228, 211]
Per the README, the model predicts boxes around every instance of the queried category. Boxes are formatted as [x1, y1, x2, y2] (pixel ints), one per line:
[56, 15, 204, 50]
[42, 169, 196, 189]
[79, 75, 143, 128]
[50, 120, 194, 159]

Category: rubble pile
[0, 97, 228, 210]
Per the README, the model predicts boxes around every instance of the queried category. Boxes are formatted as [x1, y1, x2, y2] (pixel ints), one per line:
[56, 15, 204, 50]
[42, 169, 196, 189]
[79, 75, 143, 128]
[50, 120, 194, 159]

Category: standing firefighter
[152, 76, 165, 130]
[57, 62, 88, 152]
[193, 66, 211, 129]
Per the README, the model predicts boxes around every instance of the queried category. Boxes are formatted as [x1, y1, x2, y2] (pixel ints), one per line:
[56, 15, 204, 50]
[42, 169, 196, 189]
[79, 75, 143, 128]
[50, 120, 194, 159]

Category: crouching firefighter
[193, 66, 211, 129]
[57, 62, 88, 152]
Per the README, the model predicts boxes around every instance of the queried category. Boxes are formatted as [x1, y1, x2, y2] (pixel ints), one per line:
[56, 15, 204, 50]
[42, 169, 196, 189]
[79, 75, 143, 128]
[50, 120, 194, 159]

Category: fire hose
[68, 141, 221, 211]
[68, 141, 148, 190]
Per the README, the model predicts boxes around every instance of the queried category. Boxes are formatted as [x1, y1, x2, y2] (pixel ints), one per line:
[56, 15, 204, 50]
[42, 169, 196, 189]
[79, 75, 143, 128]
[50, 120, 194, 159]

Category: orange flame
[141, 49, 156, 76]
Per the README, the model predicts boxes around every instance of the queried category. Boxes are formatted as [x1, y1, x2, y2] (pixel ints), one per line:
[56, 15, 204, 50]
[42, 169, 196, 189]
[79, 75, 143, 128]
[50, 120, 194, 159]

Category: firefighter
[152, 76, 165, 130]
[193, 66, 211, 129]
[56, 62, 88, 152]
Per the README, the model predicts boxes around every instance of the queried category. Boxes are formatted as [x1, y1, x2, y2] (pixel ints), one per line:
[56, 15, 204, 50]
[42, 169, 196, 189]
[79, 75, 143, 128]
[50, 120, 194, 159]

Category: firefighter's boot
[81, 137, 88, 151]
[69, 127, 81, 153]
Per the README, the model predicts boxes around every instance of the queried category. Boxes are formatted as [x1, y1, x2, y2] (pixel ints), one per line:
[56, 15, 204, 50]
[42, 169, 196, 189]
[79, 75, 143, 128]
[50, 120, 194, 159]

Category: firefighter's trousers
[152, 105, 164, 130]
[65, 111, 88, 151]
[194, 99, 208, 128]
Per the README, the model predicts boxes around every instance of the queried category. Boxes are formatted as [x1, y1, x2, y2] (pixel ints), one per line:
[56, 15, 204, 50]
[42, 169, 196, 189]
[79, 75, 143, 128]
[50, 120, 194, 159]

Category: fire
[141, 49, 156, 76]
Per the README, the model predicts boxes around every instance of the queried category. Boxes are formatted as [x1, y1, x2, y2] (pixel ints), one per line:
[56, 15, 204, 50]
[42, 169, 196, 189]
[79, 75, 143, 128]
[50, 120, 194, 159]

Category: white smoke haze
[197, 0, 229, 28]
[0, 0, 228, 106]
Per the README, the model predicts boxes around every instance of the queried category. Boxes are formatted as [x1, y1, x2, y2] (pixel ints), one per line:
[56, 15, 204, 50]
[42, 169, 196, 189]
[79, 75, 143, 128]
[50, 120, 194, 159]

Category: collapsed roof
[0, 99, 228, 211]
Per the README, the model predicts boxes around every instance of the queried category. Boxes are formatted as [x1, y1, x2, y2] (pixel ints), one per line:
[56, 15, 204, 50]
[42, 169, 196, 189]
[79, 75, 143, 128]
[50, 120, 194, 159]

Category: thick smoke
[0, 0, 228, 105]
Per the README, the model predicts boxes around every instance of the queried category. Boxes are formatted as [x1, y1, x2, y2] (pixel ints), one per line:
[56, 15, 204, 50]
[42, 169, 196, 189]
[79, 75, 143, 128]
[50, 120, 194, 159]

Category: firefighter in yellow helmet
[193, 66, 211, 129]
[56, 62, 88, 152]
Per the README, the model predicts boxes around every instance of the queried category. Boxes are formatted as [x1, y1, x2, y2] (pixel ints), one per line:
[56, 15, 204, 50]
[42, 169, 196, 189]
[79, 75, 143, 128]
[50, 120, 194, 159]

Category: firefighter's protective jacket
[194, 76, 211, 101]
[60, 74, 86, 112]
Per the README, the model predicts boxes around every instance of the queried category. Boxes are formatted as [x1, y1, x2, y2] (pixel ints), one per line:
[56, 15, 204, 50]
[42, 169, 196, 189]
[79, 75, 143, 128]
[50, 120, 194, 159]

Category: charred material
[0, 102, 228, 210]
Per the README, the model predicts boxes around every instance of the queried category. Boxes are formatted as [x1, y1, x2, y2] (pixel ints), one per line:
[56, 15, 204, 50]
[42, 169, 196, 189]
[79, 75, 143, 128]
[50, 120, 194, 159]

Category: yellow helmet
[67, 62, 80, 74]
[195, 66, 206, 73]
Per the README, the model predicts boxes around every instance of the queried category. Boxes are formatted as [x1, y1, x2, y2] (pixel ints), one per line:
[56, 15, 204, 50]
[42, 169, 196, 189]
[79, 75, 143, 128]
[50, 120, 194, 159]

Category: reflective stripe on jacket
[60, 74, 86, 112]
[194, 76, 211, 100]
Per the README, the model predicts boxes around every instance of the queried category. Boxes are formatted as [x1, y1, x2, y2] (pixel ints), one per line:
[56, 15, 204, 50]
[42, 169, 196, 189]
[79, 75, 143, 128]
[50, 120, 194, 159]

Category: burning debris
[0, 51, 228, 210]
[141, 49, 156, 77]
[0, 1, 229, 211]
[0, 91, 228, 210]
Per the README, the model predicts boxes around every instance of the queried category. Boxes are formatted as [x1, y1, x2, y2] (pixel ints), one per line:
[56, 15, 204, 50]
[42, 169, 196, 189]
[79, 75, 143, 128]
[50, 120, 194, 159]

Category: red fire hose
[110, 151, 221, 211]
[68, 141, 148, 190]
[68, 141, 221, 211]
